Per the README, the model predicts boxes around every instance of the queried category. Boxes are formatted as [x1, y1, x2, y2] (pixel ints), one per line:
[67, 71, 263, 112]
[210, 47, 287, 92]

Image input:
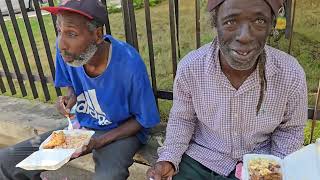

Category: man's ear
[95, 27, 104, 44]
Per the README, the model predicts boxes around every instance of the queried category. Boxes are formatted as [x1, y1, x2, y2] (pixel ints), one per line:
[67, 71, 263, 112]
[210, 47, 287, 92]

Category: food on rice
[43, 131, 89, 149]
[248, 158, 282, 180]
[43, 131, 66, 149]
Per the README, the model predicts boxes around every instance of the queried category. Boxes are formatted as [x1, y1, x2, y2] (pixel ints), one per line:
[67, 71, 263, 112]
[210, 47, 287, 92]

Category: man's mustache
[62, 51, 76, 58]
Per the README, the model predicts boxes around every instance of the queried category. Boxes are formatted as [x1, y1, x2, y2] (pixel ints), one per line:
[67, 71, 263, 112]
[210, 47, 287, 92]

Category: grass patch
[304, 120, 320, 144]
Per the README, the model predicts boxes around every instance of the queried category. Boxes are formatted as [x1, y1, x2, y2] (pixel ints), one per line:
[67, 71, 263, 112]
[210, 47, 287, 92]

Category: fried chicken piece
[43, 131, 66, 149]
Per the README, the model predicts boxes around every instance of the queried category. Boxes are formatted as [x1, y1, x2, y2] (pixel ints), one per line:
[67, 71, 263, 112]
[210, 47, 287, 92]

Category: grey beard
[66, 43, 98, 67]
[219, 41, 264, 71]
[221, 49, 262, 71]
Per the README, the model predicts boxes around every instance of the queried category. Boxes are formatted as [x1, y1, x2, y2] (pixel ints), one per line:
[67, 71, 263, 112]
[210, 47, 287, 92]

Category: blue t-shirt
[54, 35, 160, 144]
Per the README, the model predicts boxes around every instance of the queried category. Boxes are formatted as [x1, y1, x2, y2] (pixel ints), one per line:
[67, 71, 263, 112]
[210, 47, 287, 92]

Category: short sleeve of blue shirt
[129, 63, 159, 129]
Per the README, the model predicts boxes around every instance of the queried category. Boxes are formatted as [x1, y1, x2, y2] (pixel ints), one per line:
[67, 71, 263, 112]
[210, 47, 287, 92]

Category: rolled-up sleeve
[157, 63, 196, 172]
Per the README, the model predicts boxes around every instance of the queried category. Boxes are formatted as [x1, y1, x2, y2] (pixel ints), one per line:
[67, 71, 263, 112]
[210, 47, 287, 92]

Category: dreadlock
[256, 50, 267, 115]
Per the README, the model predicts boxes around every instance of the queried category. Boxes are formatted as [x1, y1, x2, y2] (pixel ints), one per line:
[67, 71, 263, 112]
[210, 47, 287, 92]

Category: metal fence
[0, 0, 319, 140]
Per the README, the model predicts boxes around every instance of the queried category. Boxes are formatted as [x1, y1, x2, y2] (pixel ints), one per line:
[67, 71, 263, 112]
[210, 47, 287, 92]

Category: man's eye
[68, 32, 78, 37]
[255, 18, 266, 24]
[224, 20, 236, 25]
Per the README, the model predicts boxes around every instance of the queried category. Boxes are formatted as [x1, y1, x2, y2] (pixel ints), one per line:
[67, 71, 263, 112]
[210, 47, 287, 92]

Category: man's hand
[80, 137, 105, 156]
[70, 137, 102, 159]
[235, 162, 243, 180]
[71, 137, 99, 158]
[147, 161, 175, 180]
[56, 95, 76, 118]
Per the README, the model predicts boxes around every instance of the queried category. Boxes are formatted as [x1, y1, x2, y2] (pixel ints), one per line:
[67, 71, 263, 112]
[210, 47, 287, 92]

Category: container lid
[16, 149, 75, 170]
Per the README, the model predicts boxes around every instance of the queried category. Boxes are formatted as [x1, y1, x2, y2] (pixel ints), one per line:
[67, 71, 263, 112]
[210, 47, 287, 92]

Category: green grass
[0, 0, 319, 143]
[305, 120, 320, 144]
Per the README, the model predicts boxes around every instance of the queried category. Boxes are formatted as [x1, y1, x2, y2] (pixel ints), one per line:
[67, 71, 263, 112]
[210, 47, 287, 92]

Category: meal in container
[43, 131, 89, 149]
[248, 158, 282, 180]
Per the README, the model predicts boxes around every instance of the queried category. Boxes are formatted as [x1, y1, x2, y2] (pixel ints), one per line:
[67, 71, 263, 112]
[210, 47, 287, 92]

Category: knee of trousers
[0, 148, 11, 176]
[94, 166, 130, 180]
[0, 149, 9, 165]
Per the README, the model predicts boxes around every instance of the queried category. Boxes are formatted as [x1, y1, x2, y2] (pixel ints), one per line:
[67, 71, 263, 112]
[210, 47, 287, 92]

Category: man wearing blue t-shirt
[0, 0, 160, 180]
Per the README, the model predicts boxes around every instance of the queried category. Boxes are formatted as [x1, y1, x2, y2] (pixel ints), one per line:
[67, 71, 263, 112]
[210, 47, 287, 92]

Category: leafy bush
[108, 0, 164, 13]
[133, 0, 163, 8]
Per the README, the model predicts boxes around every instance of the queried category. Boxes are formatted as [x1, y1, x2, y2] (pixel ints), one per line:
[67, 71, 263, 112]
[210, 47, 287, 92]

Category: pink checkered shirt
[157, 40, 308, 176]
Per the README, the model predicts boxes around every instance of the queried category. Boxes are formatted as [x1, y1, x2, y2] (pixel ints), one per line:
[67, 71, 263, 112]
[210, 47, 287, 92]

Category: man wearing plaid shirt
[147, 0, 308, 179]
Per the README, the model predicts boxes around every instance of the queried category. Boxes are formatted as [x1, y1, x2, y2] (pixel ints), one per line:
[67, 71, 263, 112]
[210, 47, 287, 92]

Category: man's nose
[58, 34, 68, 51]
[236, 23, 254, 44]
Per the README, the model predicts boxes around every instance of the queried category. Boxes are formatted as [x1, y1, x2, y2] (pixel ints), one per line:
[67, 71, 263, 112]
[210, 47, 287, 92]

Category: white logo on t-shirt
[76, 89, 112, 126]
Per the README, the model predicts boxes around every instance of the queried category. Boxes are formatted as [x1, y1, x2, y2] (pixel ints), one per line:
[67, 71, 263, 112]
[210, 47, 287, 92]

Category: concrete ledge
[0, 95, 165, 179]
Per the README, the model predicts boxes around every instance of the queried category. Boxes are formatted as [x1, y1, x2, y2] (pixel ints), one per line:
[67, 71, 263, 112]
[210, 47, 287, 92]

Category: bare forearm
[67, 86, 75, 98]
[95, 117, 142, 148]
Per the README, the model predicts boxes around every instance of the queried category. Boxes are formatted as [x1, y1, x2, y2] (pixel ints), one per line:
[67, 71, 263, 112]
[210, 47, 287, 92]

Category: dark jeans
[0, 129, 142, 180]
[173, 154, 238, 180]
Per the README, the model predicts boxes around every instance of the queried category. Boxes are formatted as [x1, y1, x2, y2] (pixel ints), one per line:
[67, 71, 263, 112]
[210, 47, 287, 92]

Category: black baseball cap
[41, 0, 107, 25]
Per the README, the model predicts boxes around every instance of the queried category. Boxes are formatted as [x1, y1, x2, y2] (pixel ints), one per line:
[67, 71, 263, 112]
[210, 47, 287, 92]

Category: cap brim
[41, 6, 94, 20]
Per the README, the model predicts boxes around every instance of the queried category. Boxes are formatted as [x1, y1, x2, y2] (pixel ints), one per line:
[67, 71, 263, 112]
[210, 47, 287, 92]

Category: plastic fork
[66, 116, 73, 130]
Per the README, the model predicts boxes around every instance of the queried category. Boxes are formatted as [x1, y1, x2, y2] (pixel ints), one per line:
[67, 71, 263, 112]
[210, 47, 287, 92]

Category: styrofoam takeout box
[242, 142, 320, 180]
[16, 149, 75, 170]
[16, 129, 95, 171]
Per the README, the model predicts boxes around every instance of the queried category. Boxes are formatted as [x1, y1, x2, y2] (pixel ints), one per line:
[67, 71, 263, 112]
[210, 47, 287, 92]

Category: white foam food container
[16, 129, 95, 171]
[242, 143, 320, 180]
[16, 149, 75, 170]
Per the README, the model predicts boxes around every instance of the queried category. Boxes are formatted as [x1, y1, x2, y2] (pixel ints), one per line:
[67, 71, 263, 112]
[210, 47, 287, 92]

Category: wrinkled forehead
[56, 11, 89, 27]
[217, 0, 272, 18]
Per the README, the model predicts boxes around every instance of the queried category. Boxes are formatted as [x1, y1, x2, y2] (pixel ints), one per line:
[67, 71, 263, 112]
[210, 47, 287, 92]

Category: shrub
[108, 0, 164, 13]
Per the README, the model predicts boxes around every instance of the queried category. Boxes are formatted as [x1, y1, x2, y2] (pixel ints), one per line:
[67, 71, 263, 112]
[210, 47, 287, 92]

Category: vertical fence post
[195, 0, 201, 49]
[17, 0, 40, 99]
[1, 2, 26, 96]
[288, 0, 296, 54]
[121, 0, 139, 51]
[101, 0, 112, 35]
[174, 0, 180, 59]
[47, 0, 58, 36]
[0, 73, 5, 93]
[285, 0, 292, 39]
[169, 0, 177, 79]
[33, 0, 60, 100]
[310, 80, 320, 143]
[0, 43, 15, 94]
[144, 0, 158, 105]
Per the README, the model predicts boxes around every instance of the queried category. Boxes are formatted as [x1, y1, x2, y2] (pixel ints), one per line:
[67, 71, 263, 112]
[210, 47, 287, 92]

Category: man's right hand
[146, 161, 175, 180]
[56, 95, 76, 118]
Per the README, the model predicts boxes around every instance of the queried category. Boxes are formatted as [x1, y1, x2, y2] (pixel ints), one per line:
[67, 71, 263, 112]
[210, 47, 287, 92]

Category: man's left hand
[71, 137, 103, 158]
[81, 137, 103, 156]
[235, 162, 243, 180]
